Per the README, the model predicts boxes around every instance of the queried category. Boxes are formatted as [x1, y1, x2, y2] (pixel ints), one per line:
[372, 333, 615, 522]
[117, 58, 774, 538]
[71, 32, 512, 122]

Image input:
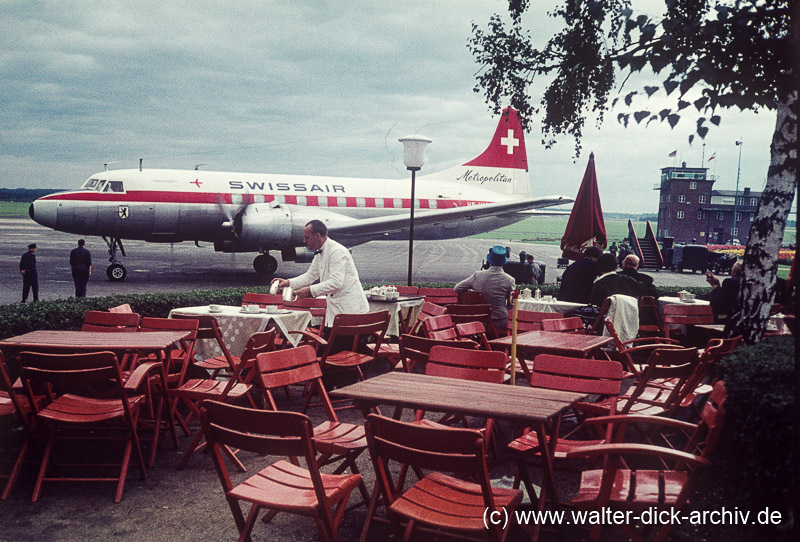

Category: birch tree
[470, 0, 797, 342]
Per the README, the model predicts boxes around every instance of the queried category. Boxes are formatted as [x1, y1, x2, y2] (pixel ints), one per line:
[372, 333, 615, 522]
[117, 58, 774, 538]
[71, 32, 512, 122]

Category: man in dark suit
[620, 254, 660, 299]
[558, 246, 602, 303]
[590, 253, 643, 307]
[19, 243, 38, 302]
[69, 239, 92, 298]
[706, 262, 742, 323]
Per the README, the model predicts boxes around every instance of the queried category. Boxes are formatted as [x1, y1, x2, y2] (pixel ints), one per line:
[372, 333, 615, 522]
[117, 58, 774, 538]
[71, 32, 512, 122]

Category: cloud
[0, 0, 782, 213]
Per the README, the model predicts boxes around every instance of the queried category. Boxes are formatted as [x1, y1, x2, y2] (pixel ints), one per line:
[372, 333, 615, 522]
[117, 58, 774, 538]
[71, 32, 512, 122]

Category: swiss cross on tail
[463, 107, 528, 170]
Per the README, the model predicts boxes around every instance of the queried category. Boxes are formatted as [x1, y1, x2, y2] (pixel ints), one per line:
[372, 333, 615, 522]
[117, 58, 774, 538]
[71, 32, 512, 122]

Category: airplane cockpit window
[103, 181, 125, 192]
[96, 180, 108, 192]
[83, 178, 100, 190]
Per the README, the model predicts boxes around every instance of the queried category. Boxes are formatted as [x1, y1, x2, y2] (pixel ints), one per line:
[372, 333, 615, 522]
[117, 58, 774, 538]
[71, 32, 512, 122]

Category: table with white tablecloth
[517, 297, 586, 314]
[366, 295, 425, 337]
[657, 296, 710, 307]
[169, 305, 312, 359]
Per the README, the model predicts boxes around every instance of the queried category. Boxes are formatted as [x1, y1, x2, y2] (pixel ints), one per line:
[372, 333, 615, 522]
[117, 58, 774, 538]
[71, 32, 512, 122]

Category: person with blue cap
[454, 245, 516, 334]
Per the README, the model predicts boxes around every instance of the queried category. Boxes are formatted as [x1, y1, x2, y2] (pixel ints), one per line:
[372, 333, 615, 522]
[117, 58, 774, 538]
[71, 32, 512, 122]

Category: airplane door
[153, 203, 179, 235]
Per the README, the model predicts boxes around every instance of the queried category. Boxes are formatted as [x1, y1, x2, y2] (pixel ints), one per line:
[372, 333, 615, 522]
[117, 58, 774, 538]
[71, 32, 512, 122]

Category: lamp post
[398, 135, 432, 286]
[733, 139, 743, 242]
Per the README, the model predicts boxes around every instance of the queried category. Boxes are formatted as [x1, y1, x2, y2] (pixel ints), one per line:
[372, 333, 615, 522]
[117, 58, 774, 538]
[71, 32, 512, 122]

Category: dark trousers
[22, 273, 38, 302]
[72, 270, 89, 297]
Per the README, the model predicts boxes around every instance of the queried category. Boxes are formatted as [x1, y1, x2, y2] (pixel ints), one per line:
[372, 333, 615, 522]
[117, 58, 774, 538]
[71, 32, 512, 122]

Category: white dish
[265, 308, 292, 314]
[370, 294, 386, 301]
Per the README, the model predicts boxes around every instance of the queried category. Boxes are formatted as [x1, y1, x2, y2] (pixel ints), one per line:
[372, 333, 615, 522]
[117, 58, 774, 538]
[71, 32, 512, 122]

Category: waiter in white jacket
[274, 219, 369, 331]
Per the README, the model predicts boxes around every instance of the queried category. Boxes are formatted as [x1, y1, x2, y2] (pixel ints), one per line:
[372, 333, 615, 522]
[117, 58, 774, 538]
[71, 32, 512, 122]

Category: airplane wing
[328, 195, 573, 239]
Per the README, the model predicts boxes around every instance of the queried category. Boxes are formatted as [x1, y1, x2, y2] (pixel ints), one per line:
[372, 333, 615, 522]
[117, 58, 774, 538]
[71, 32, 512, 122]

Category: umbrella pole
[510, 290, 519, 385]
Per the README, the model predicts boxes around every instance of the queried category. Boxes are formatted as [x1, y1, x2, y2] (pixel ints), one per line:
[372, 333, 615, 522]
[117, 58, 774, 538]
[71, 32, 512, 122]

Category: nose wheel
[107, 262, 127, 281]
[253, 253, 278, 274]
[102, 236, 128, 281]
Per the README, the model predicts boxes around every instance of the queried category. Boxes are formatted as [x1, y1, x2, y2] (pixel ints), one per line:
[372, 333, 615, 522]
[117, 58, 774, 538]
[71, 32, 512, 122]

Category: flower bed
[705, 244, 794, 262]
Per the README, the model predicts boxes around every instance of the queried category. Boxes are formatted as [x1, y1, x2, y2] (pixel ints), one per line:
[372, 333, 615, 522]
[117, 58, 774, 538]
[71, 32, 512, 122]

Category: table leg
[529, 414, 562, 542]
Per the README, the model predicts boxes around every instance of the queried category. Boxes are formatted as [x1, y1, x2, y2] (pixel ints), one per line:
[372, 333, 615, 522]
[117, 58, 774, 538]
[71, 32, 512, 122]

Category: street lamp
[398, 135, 432, 286]
[733, 139, 743, 242]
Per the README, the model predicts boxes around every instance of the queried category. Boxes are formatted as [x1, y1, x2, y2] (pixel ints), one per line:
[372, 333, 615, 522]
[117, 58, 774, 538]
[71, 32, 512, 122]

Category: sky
[0, 0, 785, 213]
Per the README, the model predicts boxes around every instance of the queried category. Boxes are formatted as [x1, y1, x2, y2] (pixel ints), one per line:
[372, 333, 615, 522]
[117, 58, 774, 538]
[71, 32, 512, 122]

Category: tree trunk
[728, 90, 797, 343]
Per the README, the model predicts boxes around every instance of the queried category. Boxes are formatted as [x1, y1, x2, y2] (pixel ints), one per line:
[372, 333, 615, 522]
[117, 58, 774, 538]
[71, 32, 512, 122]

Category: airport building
[654, 163, 761, 245]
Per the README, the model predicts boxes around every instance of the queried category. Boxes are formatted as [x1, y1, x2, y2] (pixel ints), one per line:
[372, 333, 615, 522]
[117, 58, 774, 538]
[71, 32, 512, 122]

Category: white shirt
[289, 237, 369, 323]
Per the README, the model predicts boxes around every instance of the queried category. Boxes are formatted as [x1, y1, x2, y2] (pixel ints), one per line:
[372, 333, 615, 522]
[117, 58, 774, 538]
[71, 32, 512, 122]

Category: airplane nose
[29, 198, 58, 228]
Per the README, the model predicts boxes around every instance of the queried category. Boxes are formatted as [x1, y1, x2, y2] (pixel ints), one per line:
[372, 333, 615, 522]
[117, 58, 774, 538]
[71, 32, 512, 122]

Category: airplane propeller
[215, 191, 251, 240]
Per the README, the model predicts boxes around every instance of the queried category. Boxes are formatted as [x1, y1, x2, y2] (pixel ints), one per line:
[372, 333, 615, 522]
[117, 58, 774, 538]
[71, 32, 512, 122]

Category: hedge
[0, 283, 719, 340]
[716, 335, 795, 514]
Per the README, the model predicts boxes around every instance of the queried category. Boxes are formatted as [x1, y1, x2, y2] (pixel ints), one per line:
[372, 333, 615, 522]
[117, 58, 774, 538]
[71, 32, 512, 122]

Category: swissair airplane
[29, 107, 572, 281]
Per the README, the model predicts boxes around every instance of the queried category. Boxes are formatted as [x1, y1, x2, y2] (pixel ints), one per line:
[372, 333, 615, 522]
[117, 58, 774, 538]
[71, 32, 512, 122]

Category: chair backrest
[622, 347, 699, 415]
[530, 354, 623, 396]
[81, 310, 140, 332]
[170, 313, 237, 370]
[445, 303, 493, 320]
[140, 317, 199, 372]
[457, 291, 486, 304]
[254, 345, 338, 421]
[683, 381, 728, 464]
[0, 351, 27, 420]
[540, 316, 585, 333]
[365, 414, 497, 510]
[325, 311, 390, 356]
[510, 309, 564, 333]
[638, 296, 667, 335]
[200, 400, 326, 501]
[18, 351, 135, 424]
[242, 292, 283, 307]
[662, 303, 714, 326]
[108, 303, 133, 313]
[422, 314, 459, 341]
[282, 297, 327, 333]
[398, 334, 476, 373]
[426, 345, 507, 384]
[409, 302, 448, 335]
[454, 321, 491, 349]
[391, 285, 419, 296]
[418, 287, 458, 305]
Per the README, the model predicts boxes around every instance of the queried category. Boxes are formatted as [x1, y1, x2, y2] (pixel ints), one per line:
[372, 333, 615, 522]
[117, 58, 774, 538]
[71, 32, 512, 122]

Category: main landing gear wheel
[107, 262, 127, 281]
[253, 254, 278, 275]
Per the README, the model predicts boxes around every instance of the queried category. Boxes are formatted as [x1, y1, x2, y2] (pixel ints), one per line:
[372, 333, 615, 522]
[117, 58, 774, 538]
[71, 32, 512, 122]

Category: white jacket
[289, 238, 369, 323]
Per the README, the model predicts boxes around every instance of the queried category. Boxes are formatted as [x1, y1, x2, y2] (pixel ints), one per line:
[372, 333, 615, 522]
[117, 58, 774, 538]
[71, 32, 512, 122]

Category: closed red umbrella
[560, 152, 607, 260]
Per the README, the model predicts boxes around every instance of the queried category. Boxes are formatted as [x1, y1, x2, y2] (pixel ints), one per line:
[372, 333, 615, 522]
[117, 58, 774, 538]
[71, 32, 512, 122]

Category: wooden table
[490, 330, 613, 380]
[0, 330, 190, 354]
[331, 371, 586, 542]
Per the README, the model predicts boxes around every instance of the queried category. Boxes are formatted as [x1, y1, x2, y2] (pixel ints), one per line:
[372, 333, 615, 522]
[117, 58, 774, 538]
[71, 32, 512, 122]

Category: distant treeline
[0, 188, 60, 202]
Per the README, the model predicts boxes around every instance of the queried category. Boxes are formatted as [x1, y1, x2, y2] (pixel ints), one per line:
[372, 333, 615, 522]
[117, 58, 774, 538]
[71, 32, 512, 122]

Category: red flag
[560, 152, 607, 260]
[668, 150, 677, 157]
[708, 153, 716, 161]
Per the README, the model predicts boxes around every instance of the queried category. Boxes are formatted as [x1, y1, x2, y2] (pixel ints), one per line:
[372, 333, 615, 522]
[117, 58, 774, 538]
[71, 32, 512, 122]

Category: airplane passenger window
[393, 198, 403, 208]
[337, 196, 347, 207]
[375, 198, 384, 208]
[104, 181, 125, 192]
[428, 199, 438, 209]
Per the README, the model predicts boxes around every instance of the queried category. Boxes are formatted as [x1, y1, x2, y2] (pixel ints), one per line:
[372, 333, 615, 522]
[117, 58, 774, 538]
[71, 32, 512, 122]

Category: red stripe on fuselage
[40, 190, 489, 209]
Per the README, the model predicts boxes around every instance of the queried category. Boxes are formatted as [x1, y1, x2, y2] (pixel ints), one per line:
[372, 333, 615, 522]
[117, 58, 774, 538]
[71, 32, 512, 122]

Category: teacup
[244, 304, 260, 313]
[209, 304, 222, 312]
[264, 305, 278, 314]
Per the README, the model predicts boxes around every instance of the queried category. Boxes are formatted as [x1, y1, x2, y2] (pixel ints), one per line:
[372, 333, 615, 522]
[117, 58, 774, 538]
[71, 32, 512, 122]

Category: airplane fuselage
[31, 168, 526, 250]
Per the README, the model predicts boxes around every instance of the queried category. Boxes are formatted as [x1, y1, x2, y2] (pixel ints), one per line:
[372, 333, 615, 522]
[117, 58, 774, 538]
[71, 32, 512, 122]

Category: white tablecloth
[367, 296, 425, 337]
[517, 297, 586, 314]
[169, 305, 312, 359]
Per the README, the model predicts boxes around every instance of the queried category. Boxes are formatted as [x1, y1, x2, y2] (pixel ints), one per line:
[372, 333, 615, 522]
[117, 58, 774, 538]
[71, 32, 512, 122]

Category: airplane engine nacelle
[234, 202, 357, 249]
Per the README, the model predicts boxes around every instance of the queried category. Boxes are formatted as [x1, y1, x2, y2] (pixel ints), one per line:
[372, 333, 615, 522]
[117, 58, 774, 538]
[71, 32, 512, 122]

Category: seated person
[590, 254, 643, 307]
[620, 254, 660, 298]
[558, 246, 602, 303]
[455, 245, 516, 334]
[706, 262, 742, 323]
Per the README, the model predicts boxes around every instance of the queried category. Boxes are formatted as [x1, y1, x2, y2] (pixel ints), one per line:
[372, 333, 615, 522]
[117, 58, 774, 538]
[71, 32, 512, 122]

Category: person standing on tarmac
[70, 239, 92, 298]
[20, 243, 39, 302]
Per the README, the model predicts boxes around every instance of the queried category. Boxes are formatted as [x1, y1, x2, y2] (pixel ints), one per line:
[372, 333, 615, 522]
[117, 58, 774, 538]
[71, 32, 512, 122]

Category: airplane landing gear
[107, 262, 127, 281]
[103, 236, 128, 282]
[253, 253, 278, 275]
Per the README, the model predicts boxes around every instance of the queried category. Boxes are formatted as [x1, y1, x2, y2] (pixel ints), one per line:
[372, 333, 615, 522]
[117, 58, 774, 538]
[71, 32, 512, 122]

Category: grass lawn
[0, 201, 31, 218]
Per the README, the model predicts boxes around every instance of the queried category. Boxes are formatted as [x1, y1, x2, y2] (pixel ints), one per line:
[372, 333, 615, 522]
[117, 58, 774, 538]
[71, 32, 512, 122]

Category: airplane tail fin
[423, 106, 530, 197]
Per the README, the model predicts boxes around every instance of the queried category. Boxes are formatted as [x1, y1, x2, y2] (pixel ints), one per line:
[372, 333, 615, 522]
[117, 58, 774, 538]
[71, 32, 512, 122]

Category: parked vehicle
[670, 244, 715, 273]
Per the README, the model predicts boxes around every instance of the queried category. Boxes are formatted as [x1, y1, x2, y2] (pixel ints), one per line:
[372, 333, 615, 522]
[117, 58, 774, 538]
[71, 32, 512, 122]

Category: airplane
[28, 106, 573, 281]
